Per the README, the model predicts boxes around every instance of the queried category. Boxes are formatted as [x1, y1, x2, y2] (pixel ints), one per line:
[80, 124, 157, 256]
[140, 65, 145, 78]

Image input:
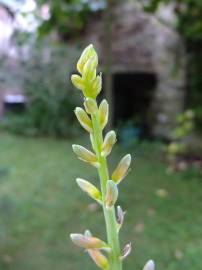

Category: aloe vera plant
[70, 44, 155, 270]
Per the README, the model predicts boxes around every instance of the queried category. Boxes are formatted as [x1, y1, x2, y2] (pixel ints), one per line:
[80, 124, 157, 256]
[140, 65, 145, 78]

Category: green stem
[91, 111, 122, 270]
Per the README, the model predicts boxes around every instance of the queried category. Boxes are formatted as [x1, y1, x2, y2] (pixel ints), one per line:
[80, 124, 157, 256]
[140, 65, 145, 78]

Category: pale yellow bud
[77, 44, 98, 74]
[105, 180, 118, 209]
[75, 107, 93, 133]
[72, 144, 99, 168]
[91, 74, 102, 98]
[82, 56, 98, 83]
[88, 249, 109, 269]
[84, 98, 98, 115]
[70, 234, 108, 249]
[112, 154, 131, 184]
[76, 178, 101, 202]
[101, 130, 117, 157]
[71, 74, 84, 91]
[143, 260, 155, 270]
[99, 100, 109, 129]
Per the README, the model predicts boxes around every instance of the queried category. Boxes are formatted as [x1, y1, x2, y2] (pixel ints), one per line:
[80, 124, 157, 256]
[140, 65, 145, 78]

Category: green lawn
[0, 132, 202, 270]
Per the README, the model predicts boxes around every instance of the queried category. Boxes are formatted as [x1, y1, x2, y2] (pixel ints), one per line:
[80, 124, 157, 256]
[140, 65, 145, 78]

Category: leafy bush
[167, 109, 195, 158]
[2, 42, 81, 137]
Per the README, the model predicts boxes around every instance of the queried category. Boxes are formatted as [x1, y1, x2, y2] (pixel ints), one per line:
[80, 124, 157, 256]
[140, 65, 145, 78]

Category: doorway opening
[113, 72, 157, 138]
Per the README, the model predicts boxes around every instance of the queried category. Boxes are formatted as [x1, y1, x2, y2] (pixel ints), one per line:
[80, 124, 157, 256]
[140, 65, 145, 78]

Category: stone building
[0, 2, 14, 116]
[0, 0, 26, 117]
[0, 1, 186, 138]
[80, 2, 185, 138]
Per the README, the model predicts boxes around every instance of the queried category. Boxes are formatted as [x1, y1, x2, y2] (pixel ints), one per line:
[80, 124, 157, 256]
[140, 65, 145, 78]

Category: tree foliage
[37, 0, 105, 39]
[144, 0, 202, 132]
[144, 0, 202, 42]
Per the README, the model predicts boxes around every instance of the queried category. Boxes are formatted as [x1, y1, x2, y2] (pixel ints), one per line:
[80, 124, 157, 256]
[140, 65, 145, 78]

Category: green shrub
[2, 42, 81, 137]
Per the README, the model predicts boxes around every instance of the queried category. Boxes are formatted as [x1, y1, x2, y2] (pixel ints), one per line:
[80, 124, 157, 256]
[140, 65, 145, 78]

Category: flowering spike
[75, 107, 93, 133]
[76, 178, 101, 202]
[88, 249, 109, 269]
[77, 44, 98, 74]
[72, 144, 99, 168]
[70, 45, 154, 270]
[120, 243, 132, 261]
[143, 260, 155, 270]
[112, 154, 131, 184]
[101, 130, 117, 157]
[84, 98, 98, 115]
[70, 234, 108, 249]
[99, 99, 109, 129]
[105, 180, 118, 209]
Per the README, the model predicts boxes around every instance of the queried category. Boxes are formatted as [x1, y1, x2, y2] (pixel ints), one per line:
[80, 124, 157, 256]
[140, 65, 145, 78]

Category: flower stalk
[70, 44, 155, 270]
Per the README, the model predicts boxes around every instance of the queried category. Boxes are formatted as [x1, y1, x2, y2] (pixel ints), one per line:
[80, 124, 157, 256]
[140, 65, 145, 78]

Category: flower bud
[88, 249, 109, 269]
[101, 130, 117, 157]
[82, 56, 98, 82]
[72, 144, 99, 168]
[77, 44, 98, 74]
[70, 234, 108, 249]
[143, 260, 155, 270]
[120, 243, 131, 260]
[75, 107, 93, 133]
[71, 74, 84, 91]
[105, 180, 118, 209]
[112, 154, 131, 184]
[84, 98, 98, 115]
[91, 74, 102, 98]
[84, 230, 92, 237]
[117, 205, 126, 230]
[76, 178, 101, 202]
[99, 100, 109, 129]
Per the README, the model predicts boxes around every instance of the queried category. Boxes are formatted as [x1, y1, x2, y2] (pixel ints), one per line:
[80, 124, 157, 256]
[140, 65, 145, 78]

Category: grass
[0, 132, 202, 270]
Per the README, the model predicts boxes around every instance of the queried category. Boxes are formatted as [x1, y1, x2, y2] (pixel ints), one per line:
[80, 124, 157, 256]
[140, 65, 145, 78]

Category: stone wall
[79, 2, 186, 138]
[0, 5, 14, 116]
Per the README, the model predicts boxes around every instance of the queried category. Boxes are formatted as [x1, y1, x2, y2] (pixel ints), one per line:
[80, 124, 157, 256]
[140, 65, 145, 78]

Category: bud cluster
[70, 44, 155, 270]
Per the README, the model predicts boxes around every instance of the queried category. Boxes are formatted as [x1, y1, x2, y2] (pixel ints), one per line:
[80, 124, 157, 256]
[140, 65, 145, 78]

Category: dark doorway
[113, 72, 157, 137]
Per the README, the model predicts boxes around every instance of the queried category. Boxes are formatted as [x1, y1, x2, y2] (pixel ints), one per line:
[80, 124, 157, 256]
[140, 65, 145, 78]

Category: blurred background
[0, 0, 202, 269]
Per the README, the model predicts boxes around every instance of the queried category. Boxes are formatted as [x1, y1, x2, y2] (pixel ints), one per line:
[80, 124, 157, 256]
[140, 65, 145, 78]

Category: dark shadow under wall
[112, 72, 157, 137]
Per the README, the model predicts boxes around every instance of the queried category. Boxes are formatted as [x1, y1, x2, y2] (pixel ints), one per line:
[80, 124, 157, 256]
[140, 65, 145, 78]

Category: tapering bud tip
[91, 74, 102, 98]
[76, 178, 101, 201]
[77, 44, 97, 74]
[72, 144, 99, 167]
[105, 180, 118, 209]
[99, 99, 109, 130]
[102, 130, 117, 157]
[120, 243, 132, 260]
[75, 107, 93, 133]
[112, 154, 131, 184]
[70, 233, 108, 249]
[71, 74, 83, 91]
[143, 260, 155, 270]
[84, 98, 98, 114]
[117, 205, 126, 229]
[82, 56, 98, 83]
